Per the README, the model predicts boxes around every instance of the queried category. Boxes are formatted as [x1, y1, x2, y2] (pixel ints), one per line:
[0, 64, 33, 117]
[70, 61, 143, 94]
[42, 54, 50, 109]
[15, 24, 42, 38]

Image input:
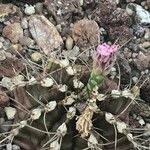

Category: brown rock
[44, 0, 81, 23]
[0, 4, 22, 23]
[72, 19, 100, 49]
[0, 4, 17, 19]
[2, 23, 23, 44]
[29, 15, 63, 55]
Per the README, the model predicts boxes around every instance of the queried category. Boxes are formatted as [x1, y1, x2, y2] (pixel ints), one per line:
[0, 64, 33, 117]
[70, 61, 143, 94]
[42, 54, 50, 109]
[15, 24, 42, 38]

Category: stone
[0, 118, 4, 124]
[21, 17, 28, 29]
[35, 2, 43, 14]
[29, 15, 63, 55]
[0, 4, 17, 21]
[10, 44, 23, 56]
[19, 36, 35, 48]
[0, 51, 6, 61]
[65, 36, 74, 50]
[6, 143, 12, 150]
[142, 41, 150, 49]
[139, 118, 145, 126]
[0, 90, 9, 105]
[134, 52, 150, 71]
[126, 3, 150, 25]
[2, 23, 23, 44]
[147, 0, 150, 9]
[0, 42, 3, 49]
[24, 4, 35, 15]
[72, 19, 100, 49]
[144, 28, 150, 40]
[0, 120, 12, 132]
[12, 145, 20, 150]
[45, 0, 81, 23]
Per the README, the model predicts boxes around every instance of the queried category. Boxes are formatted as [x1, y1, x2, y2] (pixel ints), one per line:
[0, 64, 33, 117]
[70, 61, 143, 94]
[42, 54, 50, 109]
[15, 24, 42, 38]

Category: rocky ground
[0, 0, 150, 150]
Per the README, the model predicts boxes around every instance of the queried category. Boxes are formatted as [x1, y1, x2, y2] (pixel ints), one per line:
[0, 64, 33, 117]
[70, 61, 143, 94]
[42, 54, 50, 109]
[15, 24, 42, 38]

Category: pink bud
[93, 43, 118, 75]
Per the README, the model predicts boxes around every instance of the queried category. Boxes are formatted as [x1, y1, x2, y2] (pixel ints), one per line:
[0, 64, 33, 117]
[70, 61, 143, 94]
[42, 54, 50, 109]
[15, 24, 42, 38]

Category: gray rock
[12, 145, 20, 150]
[2, 23, 23, 44]
[0, 42, 3, 49]
[6, 143, 12, 150]
[0, 118, 5, 124]
[0, 37, 5, 42]
[0, 51, 6, 61]
[0, 121, 13, 132]
[24, 4, 35, 15]
[19, 36, 35, 48]
[29, 15, 63, 55]
[142, 41, 150, 49]
[126, 3, 150, 25]
[35, 2, 43, 14]
[65, 36, 74, 50]
[21, 18, 28, 29]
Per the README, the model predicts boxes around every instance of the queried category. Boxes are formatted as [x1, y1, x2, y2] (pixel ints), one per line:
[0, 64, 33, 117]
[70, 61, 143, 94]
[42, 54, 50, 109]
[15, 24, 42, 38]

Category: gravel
[24, 4, 35, 15]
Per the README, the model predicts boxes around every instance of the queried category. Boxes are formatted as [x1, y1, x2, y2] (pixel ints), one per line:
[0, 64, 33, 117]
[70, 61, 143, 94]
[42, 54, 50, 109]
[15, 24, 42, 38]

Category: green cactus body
[83, 73, 104, 98]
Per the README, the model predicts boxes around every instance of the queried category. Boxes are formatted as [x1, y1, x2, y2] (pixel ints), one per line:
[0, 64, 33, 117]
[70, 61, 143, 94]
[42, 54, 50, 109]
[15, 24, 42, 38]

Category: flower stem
[82, 73, 104, 98]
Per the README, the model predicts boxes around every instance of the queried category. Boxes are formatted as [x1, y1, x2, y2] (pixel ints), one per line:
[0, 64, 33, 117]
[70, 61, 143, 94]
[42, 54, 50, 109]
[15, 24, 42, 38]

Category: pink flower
[93, 43, 118, 75]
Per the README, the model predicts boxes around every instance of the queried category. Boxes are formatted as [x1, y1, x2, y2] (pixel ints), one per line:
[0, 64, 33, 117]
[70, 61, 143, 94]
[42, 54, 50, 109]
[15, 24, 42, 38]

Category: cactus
[0, 42, 148, 150]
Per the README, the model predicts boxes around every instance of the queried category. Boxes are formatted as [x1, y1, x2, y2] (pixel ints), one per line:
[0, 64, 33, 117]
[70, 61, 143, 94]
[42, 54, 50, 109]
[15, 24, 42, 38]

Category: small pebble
[21, 17, 28, 29]
[24, 4, 35, 15]
[31, 52, 43, 62]
[19, 36, 35, 48]
[0, 118, 5, 124]
[35, 2, 43, 14]
[141, 71, 145, 75]
[6, 143, 12, 150]
[132, 53, 138, 58]
[12, 145, 20, 150]
[111, 71, 117, 77]
[2, 23, 23, 44]
[0, 42, 3, 49]
[5, 107, 17, 120]
[139, 118, 145, 126]
[144, 28, 150, 40]
[142, 41, 150, 48]
[10, 44, 23, 55]
[66, 36, 74, 50]
[0, 121, 12, 132]
[0, 51, 6, 61]
[145, 69, 149, 74]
